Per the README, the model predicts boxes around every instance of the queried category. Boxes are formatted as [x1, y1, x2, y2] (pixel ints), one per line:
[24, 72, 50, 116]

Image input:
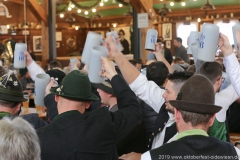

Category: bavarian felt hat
[50, 70, 99, 101]
[92, 80, 115, 95]
[46, 69, 66, 85]
[0, 71, 27, 102]
[169, 74, 222, 114]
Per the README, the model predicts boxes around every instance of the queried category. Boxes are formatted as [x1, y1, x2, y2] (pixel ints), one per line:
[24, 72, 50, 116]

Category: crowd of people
[0, 30, 240, 160]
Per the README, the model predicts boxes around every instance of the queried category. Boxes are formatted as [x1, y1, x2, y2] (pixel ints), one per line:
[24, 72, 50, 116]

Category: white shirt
[223, 54, 240, 97]
[129, 74, 165, 113]
[215, 84, 239, 122]
[27, 61, 45, 81]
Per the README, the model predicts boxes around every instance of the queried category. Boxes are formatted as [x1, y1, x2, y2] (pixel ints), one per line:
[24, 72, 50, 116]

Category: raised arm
[25, 51, 45, 81]
[101, 57, 141, 141]
[105, 36, 140, 84]
[105, 37, 165, 113]
[153, 43, 173, 73]
[219, 32, 240, 96]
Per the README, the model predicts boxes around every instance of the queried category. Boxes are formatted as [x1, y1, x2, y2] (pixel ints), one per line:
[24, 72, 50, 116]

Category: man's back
[37, 108, 118, 160]
[37, 74, 142, 160]
[150, 135, 237, 160]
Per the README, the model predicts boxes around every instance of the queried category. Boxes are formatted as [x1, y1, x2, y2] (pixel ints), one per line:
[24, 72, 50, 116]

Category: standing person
[142, 75, 240, 160]
[147, 39, 173, 65]
[104, 36, 192, 160]
[119, 29, 130, 54]
[37, 63, 142, 159]
[94, 80, 146, 156]
[173, 37, 189, 64]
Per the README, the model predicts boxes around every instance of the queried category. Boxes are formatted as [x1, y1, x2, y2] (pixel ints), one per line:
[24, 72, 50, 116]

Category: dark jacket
[164, 48, 173, 64]
[109, 104, 146, 155]
[150, 135, 237, 160]
[148, 103, 177, 149]
[138, 98, 158, 147]
[0, 111, 48, 129]
[37, 75, 142, 160]
[121, 39, 130, 55]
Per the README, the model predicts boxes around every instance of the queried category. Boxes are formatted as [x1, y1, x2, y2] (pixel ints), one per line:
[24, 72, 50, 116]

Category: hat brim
[0, 92, 28, 102]
[169, 100, 222, 114]
[92, 83, 115, 95]
[50, 86, 99, 101]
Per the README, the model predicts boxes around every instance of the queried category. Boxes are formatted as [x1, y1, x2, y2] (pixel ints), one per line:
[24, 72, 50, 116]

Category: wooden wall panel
[0, 2, 40, 26]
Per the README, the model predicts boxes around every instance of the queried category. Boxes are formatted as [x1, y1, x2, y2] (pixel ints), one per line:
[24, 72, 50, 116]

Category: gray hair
[0, 117, 40, 160]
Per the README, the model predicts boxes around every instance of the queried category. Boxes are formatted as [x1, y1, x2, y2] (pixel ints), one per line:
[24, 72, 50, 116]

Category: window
[176, 22, 197, 47]
[214, 20, 238, 45]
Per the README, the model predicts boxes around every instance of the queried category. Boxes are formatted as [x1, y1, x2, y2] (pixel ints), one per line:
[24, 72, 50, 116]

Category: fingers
[48, 77, 56, 86]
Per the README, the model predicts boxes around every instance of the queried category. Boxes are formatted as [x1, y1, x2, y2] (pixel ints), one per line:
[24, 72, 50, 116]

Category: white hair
[0, 117, 40, 160]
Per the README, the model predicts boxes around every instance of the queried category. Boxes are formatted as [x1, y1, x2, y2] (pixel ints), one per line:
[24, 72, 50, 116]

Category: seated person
[171, 57, 189, 71]
[19, 68, 34, 92]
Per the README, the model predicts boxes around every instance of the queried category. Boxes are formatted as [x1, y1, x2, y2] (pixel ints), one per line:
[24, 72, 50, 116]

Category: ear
[208, 114, 216, 127]
[55, 95, 60, 102]
[13, 103, 22, 115]
[174, 108, 181, 123]
[84, 102, 91, 109]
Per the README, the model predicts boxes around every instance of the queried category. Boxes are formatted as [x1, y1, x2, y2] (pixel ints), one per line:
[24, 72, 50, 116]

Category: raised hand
[218, 33, 232, 57]
[100, 57, 117, 80]
[105, 36, 120, 58]
[24, 51, 33, 66]
[45, 77, 57, 96]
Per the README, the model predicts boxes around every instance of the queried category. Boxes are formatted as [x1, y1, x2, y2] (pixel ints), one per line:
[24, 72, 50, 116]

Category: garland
[57, 0, 101, 14]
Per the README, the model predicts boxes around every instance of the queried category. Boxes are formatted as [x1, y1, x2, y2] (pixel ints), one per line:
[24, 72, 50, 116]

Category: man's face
[118, 31, 124, 39]
[173, 40, 179, 48]
[97, 89, 110, 105]
[158, 42, 164, 50]
[162, 81, 178, 113]
[135, 63, 142, 71]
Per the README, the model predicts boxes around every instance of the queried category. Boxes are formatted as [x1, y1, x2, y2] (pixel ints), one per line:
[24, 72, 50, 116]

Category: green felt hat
[0, 71, 27, 102]
[50, 70, 99, 101]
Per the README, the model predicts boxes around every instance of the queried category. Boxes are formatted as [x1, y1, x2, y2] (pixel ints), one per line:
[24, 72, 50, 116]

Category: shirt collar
[175, 129, 209, 140]
[0, 112, 12, 118]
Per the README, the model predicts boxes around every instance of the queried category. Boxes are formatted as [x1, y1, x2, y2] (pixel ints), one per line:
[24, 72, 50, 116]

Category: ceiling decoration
[158, 3, 171, 17]
[154, 0, 240, 11]
[57, 0, 101, 14]
[201, 0, 216, 10]
[124, 6, 132, 16]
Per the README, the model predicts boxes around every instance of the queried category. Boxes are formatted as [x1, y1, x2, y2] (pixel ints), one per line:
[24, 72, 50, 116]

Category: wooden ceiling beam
[27, 0, 48, 26]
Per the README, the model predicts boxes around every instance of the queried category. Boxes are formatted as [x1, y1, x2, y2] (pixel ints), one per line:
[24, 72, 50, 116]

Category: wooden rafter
[27, 0, 48, 26]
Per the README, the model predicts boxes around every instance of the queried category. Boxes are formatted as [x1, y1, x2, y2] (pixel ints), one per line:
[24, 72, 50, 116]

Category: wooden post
[41, 0, 49, 68]
[130, 0, 155, 64]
